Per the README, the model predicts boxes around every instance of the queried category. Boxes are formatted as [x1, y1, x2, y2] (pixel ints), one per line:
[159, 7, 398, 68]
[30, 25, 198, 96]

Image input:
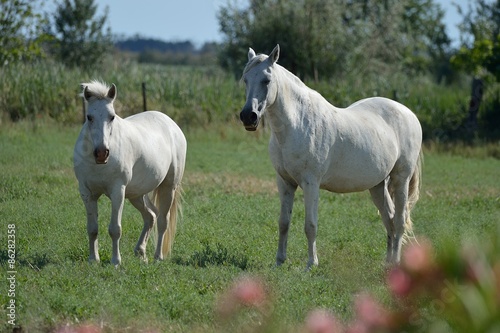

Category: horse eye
[86, 115, 93, 122]
[262, 79, 270, 85]
[110, 115, 115, 122]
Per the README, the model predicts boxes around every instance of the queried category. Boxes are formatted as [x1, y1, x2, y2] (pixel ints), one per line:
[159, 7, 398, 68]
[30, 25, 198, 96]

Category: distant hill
[115, 37, 196, 53]
[113, 36, 218, 66]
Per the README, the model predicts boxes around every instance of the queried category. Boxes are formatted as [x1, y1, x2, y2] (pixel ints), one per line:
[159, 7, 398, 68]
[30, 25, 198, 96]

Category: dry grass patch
[185, 171, 277, 195]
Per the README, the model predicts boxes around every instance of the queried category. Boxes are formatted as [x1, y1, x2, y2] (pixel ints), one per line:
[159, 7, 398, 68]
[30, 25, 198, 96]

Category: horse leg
[154, 184, 175, 261]
[389, 175, 410, 264]
[369, 179, 395, 263]
[109, 185, 126, 266]
[276, 176, 297, 266]
[129, 195, 158, 261]
[80, 187, 100, 262]
[302, 179, 320, 269]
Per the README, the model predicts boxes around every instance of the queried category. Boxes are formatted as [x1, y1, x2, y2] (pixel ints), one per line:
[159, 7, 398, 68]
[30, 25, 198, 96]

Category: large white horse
[240, 45, 422, 269]
[74, 81, 186, 266]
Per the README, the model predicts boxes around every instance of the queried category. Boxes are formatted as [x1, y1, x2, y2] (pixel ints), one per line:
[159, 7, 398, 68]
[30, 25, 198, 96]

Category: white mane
[243, 54, 305, 90]
[242, 54, 268, 77]
[81, 80, 111, 99]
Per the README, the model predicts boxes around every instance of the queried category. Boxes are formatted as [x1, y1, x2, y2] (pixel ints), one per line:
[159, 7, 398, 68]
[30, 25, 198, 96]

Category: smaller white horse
[240, 45, 422, 269]
[74, 80, 186, 265]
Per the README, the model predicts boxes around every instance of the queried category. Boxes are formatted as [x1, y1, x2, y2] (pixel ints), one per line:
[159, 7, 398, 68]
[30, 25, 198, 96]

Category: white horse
[240, 45, 422, 269]
[73, 80, 186, 266]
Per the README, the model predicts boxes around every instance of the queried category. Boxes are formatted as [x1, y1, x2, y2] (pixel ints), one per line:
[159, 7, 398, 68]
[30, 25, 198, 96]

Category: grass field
[0, 121, 499, 332]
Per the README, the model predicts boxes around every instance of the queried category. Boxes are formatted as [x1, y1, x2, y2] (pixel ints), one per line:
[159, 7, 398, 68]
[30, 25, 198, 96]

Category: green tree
[0, 0, 48, 65]
[218, 0, 355, 80]
[400, 0, 452, 80]
[451, 0, 500, 81]
[47, 0, 112, 69]
[451, 0, 500, 136]
[217, 0, 451, 81]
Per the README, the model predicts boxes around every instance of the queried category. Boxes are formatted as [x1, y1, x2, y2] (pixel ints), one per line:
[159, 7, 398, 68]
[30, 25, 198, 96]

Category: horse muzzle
[240, 109, 260, 131]
[94, 147, 109, 164]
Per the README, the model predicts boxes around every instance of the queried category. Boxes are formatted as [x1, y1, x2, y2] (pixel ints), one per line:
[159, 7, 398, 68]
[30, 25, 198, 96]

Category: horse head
[82, 81, 117, 164]
[240, 44, 280, 131]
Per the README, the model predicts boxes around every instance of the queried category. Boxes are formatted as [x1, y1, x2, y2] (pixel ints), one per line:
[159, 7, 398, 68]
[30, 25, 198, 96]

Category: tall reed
[2, 59, 497, 143]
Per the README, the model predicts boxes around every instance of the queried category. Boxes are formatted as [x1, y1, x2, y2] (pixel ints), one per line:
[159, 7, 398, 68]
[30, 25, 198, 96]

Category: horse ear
[83, 85, 92, 101]
[248, 48, 256, 61]
[107, 83, 117, 100]
[269, 44, 280, 64]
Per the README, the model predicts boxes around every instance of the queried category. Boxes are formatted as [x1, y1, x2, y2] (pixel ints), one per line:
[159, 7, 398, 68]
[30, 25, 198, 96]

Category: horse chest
[78, 162, 129, 193]
[270, 141, 324, 187]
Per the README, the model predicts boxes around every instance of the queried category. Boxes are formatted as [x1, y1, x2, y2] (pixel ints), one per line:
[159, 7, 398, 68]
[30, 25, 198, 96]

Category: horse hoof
[134, 248, 148, 262]
[306, 260, 319, 271]
[111, 257, 121, 266]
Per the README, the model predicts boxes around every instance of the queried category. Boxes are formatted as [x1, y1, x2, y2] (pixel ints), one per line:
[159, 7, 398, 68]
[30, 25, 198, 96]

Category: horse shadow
[0, 249, 52, 271]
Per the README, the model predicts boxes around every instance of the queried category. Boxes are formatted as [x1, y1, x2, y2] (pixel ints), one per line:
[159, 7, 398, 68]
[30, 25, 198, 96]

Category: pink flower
[387, 267, 413, 297]
[305, 309, 343, 333]
[354, 293, 392, 328]
[402, 239, 434, 274]
[231, 276, 267, 307]
[216, 276, 268, 319]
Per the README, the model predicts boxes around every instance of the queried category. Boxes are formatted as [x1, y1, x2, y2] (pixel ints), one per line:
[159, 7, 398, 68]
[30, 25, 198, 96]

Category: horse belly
[320, 171, 385, 193]
[320, 152, 395, 193]
[125, 159, 169, 198]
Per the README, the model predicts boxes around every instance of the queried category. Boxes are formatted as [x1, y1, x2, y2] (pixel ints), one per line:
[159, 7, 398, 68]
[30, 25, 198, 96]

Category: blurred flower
[402, 239, 434, 274]
[353, 293, 392, 329]
[232, 276, 267, 307]
[216, 275, 268, 319]
[387, 267, 413, 297]
[305, 309, 343, 333]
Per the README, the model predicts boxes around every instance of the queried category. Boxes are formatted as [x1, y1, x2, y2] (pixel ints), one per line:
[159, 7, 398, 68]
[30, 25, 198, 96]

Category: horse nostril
[240, 109, 259, 125]
[94, 147, 110, 163]
[249, 112, 258, 124]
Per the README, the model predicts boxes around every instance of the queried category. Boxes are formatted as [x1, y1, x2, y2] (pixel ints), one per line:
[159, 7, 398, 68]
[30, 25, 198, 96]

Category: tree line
[2, 0, 498, 82]
[218, 0, 500, 83]
[1, 0, 499, 137]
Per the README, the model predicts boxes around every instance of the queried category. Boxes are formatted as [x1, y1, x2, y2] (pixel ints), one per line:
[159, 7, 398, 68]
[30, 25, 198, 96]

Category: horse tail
[152, 183, 183, 258]
[403, 150, 423, 243]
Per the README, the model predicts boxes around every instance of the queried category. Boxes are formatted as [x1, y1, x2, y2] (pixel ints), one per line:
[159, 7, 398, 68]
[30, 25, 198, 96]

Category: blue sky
[96, 0, 232, 45]
[88, 0, 461, 46]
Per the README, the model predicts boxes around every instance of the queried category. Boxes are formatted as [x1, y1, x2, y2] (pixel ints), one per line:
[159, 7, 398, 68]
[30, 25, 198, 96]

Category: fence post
[392, 90, 398, 102]
[142, 82, 147, 111]
[466, 77, 483, 136]
[81, 96, 86, 124]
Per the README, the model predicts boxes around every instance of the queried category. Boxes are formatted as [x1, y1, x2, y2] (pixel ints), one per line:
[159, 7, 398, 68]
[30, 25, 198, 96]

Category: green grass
[0, 121, 499, 332]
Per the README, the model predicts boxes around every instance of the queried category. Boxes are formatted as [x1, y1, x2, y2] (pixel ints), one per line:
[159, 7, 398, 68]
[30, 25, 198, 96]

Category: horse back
[346, 97, 421, 135]
[123, 111, 187, 185]
[269, 96, 421, 193]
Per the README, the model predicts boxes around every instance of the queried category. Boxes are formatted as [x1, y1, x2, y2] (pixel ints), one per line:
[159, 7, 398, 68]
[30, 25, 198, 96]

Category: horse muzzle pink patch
[94, 148, 109, 164]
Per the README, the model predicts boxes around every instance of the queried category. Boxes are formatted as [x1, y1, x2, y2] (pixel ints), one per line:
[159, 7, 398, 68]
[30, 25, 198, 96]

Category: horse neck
[267, 67, 331, 141]
[268, 67, 299, 122]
